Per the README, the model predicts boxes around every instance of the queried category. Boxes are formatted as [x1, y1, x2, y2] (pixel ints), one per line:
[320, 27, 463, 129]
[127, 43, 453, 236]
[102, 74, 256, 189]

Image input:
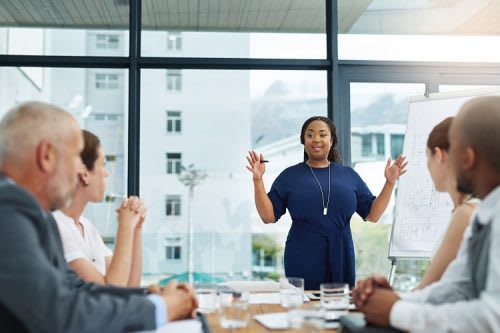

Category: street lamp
[178, 164, 207, 285]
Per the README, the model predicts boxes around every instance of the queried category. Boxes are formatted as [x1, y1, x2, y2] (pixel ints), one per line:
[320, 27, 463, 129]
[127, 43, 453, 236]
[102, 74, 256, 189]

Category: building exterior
[0, 27, 252, 281]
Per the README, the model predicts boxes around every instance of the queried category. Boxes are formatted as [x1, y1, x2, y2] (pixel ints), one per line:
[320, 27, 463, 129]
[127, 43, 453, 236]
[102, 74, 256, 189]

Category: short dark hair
[81, 130, 100, 171]
[427, 117, 453, 154]
[300, 116, 342, 163]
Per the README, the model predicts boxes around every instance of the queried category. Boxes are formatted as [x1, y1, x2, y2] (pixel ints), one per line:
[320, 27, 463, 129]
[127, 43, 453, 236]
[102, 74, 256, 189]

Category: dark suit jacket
[0, 175, 157, 333]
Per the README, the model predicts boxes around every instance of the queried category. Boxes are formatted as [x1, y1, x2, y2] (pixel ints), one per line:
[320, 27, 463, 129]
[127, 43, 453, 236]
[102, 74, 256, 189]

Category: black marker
[260, 160, 269, 163]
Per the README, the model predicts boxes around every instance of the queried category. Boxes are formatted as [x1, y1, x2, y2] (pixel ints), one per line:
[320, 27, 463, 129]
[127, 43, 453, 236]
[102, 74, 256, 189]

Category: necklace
[307, 162, 331, 215]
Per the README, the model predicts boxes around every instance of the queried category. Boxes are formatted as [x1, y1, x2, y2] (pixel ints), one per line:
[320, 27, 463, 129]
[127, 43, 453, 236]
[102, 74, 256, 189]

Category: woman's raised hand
[384, 154, 408, 184]
[246, 150, 266, 180]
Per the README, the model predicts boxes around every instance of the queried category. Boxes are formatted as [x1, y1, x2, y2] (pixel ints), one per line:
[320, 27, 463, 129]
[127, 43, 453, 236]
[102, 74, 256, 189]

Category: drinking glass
[217, 291, 250, 329]
[279, 277, 305, 328]
[320, 283, 349, 311]
[194, 283, 218, 314]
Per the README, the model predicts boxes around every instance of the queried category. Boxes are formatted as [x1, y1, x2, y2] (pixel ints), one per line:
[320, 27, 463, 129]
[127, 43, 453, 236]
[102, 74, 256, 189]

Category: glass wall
[0, 66, 127, 241]
[141, 0, 326, 59]
[349, 82, 425, 281]
[139, 68, 326, 283]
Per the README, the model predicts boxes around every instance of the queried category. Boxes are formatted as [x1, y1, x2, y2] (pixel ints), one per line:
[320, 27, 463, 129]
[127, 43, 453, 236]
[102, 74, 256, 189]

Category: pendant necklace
[308, 162, 331, 215]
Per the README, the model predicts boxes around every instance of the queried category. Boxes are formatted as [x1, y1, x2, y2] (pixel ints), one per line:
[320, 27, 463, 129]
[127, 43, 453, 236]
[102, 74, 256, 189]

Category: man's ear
[35, 140, 57, 173]
[463, 146, 477, 171]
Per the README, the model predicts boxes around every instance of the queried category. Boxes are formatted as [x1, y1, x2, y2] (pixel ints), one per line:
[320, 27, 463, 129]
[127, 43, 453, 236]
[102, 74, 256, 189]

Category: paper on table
[137, 319, 202, 333]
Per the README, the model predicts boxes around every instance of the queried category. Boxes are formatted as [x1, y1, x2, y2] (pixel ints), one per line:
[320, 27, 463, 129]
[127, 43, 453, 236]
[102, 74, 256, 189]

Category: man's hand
[161, 281, 198, 321]
[352, 274, 392, 308]
[361, 288, 400, 327]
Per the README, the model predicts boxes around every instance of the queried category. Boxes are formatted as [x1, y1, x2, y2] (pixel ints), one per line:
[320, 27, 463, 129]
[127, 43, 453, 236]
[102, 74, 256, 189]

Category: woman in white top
[416, 117, 478, 289]
[54, 130, 146, 287]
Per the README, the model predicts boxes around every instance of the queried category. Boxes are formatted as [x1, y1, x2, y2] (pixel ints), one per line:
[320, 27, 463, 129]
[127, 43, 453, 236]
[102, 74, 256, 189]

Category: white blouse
[53, 210, 112, 275]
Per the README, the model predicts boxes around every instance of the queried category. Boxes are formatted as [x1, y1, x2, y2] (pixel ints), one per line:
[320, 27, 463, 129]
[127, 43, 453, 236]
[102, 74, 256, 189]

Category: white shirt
[390, 186, 500, 333]
[53, 210, 113, 275]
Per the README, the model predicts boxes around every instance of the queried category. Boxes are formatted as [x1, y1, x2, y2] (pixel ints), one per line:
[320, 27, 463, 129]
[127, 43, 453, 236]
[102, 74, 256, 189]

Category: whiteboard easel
[387, 87, 500, 284]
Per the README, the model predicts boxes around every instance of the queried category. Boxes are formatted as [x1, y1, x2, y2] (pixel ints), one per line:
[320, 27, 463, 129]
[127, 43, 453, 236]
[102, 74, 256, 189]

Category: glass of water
[279, 277, 304, 308]
[217, 291, 250, 329]
[279, 277, 304, 329]
[320, 283, 349, 311]
[194, 283, 218, 314]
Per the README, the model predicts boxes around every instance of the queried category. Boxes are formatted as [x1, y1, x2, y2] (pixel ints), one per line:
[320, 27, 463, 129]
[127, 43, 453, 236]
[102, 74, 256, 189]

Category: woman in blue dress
[246, 116, 407, 290]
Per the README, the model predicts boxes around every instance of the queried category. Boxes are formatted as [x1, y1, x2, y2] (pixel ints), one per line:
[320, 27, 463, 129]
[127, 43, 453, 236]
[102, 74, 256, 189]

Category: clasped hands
[116, 196, 147, 229]
[351, 274, 400, 327]
[147, 281, 199, 321]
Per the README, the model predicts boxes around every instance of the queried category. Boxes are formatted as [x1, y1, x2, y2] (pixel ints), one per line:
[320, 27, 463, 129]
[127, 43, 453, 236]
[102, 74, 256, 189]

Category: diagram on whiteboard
[388, 89, 500, 259]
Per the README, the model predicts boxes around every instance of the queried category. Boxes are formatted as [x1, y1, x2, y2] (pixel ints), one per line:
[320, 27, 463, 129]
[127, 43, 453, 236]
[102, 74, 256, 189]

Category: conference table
[205, 302, 341, 333]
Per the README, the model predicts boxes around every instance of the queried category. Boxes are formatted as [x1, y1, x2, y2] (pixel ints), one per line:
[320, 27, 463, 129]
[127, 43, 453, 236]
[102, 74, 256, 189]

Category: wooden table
[205, 303, 340, 333]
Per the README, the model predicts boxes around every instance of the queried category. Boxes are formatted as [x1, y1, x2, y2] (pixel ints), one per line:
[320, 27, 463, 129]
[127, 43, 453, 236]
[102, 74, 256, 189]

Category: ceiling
[0, 0, 499, 35]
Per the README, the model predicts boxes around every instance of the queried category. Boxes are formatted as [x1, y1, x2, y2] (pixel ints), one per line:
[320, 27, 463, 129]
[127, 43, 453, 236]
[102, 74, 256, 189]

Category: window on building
[166, 110, 182, 133]
[165, 246, 181, 260]
[361, 134, 372, 157]
[95, 34, 120, 49]
[167, 32, 182, 51]
[166, 70, 182, 91]
[391, 134, 405, 160]
[166, 153, 182, 174]
[376, 134, 385, 156]
[95, 73, 119, 89]
[165, 195, 181, 216]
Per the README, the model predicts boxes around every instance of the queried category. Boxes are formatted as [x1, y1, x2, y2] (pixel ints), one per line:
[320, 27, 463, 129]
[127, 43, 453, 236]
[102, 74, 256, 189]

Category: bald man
[351, 96, 500, 332]
[0, 102, 197, 332]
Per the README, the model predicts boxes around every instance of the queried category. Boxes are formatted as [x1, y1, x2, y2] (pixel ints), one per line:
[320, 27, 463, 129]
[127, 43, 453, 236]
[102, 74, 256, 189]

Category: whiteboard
[388, 88, 500, 258]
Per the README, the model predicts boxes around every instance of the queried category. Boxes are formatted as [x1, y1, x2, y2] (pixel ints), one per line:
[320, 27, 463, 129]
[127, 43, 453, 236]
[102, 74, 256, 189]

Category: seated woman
[53, 130, 146, 287]
[416, 117, 479, 289]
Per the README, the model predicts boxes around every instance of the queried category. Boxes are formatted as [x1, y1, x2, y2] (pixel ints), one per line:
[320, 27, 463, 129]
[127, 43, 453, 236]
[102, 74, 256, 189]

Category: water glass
[279, 277, 304, 308]
[195, 283, 218, 314]
[320, 283, 349, 311]
[217, 291, 250, 329]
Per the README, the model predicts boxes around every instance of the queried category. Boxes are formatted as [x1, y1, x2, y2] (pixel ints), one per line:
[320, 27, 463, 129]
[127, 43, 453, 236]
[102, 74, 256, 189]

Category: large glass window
[0, 66, 128, 240]
[350, 82, 425, 280]
[141, 0, 326, 59]
[140, 69, 326, 282]
[0, 0, 129, 56]
[338, 1, 500, 62]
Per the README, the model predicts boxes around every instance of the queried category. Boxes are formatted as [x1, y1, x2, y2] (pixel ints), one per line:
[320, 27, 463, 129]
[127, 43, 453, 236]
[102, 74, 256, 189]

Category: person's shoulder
[453, 202, 477, 219]
[279, 162, 307, 175]
[332, 163, 357, 176]
[0, 182, 41, 213]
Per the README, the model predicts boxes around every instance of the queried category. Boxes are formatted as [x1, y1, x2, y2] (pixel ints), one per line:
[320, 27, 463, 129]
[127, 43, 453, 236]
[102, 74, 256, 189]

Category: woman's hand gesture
[246, 150, 266, 180]
[384, 154, 408, 184]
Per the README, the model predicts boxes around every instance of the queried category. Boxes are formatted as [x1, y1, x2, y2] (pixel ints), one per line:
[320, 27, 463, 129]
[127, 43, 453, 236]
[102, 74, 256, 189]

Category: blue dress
[268, 162, 375, 290]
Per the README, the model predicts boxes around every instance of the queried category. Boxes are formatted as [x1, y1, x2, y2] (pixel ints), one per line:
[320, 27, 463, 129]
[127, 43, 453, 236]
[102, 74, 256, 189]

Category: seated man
[0, 101, 197, 332]
[352, 96, 500, 332]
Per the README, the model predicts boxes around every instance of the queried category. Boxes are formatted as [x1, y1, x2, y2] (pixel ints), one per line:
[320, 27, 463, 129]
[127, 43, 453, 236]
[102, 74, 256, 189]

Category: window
[95, 73, 119, 89]
[166, 153, 182, 174]
[166, 111, 182, 133]
[165, 195, 181, 216]
[166, 70, 182, 91]
[167, 32, 182, 51]
[376, 134, 385, 156]
[361, 134, 372, 157]
[166, 246, 181, 260]
[391, 134, 405, 160]
[96, 34, 120, 49]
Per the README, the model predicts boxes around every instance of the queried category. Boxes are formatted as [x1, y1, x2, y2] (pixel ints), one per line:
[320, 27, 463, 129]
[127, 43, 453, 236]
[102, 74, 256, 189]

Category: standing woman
[416, 117, 478, 289]
[53, 130, 146, 287]
[246, 116, 407, 290]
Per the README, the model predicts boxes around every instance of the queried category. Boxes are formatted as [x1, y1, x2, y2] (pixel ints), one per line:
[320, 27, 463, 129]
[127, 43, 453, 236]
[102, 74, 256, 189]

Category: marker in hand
[260, 160, 269, 163]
